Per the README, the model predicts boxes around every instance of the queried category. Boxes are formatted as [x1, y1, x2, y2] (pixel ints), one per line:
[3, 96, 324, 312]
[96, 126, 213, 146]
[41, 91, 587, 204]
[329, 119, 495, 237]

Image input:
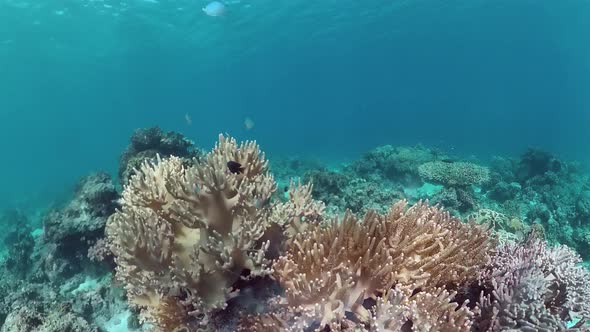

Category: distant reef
[1, 127, 589, 331]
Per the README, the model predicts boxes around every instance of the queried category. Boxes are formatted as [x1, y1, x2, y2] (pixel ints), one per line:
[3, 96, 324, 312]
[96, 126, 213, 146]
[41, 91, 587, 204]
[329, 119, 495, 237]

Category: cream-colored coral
[268, 180, 325, 238]
[369, 287, 410, 331]
[242, 275, 474, 332]
[106, 135, 323, 330]
[370, 286, 473, 332]
[467, 209, 525, 243]
[273, 200, 493, 330]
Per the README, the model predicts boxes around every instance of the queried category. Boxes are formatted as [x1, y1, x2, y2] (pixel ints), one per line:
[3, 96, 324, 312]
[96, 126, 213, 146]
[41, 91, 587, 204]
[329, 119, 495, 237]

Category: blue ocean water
[1, 0, 589, 207]
[2, 1, 590, 330]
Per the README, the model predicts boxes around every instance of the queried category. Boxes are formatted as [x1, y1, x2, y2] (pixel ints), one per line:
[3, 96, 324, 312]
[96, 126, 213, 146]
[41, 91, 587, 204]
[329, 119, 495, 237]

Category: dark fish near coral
[440, 158, 455, 163]
[227, 160, 244, 174]
[255, 197, 271, 209]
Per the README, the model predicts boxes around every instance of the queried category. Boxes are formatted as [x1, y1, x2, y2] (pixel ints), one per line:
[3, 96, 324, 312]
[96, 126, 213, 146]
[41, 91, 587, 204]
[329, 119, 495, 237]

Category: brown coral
[106, 135, 324, 330]
[272, 200, 494, 330]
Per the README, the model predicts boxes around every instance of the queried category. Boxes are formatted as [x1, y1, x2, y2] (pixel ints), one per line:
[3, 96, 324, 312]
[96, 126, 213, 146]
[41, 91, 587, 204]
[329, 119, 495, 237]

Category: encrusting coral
[106, 134, 324, 330]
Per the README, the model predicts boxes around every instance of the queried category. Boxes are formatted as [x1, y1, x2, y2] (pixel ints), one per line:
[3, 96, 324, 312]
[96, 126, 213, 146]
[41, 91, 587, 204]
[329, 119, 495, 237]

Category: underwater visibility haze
[1, 0, 590, 331]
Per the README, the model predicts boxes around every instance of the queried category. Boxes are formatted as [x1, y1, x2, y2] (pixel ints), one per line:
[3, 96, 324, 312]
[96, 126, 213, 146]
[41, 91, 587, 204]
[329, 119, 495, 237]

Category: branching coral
[106, 133, 590, 332]
[370, 286, 473, 332]
[240, 286, 475, 332]
[477, 236, 590, 331]
[106, 135, 324, 330]
[467, 209, 525, 243]
[272, 200, 494, 330]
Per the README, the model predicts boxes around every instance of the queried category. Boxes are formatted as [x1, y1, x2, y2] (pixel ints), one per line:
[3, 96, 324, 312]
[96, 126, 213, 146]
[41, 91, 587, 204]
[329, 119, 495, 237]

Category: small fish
[440, 158, 454, 164]
[244, 117, 255, 130]
[185, 113, 192, 125]
[255, 197, 271, 209]
[227, 160, 244, 174]
[203, 1, 226, 16]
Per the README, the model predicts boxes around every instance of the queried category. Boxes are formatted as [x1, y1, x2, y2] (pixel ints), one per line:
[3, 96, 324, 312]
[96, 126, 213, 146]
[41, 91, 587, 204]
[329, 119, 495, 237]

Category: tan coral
[268, 180, 325, 238]
[370, 286, 473, 332]
[273, 200, 493, 330]
[406, 288, 472, 331]
[243, 284, 474, 332]
[106, 134, 324, 330]
[369, 287, 411, 331]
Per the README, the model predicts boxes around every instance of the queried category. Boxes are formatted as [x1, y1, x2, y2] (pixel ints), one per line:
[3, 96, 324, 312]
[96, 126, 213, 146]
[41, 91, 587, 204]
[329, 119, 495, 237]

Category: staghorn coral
[272, 200, 494, 330]
[107, 135, 323, 331]
[418, 161, 490, 187]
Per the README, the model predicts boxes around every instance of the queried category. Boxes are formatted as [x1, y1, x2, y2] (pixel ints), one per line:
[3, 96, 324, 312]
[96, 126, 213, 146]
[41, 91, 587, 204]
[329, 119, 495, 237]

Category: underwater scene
[1, 0, 590, 331]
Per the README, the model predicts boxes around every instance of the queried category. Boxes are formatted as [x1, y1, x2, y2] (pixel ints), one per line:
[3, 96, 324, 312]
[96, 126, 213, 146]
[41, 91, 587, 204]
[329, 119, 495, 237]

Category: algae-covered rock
[118, 126, 203, 185]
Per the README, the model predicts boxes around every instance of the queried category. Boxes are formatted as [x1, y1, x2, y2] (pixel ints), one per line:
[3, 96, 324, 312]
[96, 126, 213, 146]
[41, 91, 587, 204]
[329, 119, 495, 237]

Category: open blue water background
[1, 0, 589, 209]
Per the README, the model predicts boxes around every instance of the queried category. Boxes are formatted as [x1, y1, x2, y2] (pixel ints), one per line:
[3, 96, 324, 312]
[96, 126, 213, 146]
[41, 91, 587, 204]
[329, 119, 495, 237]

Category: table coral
[418, 161, 490, 187]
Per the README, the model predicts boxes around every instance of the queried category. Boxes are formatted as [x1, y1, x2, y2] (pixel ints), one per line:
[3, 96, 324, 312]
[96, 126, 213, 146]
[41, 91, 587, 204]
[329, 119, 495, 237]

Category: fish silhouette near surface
[203, 1, 226, 16]
[227, 160, 244, 174]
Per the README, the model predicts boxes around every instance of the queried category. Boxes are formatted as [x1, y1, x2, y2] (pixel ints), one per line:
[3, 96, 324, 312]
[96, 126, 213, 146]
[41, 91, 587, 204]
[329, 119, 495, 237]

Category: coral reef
[516, 148, 563, 181]
[269, 200, 493, 331]
[476, 235, 590, 330]
[118, 126, 203, 186]
[1, 212, 34, 278]
[418, 161, 491, 187]
[304, 169, 404, 215]
[0, 172, 129, 332]
[2, 131, 590, 332]
[418, 161, 490, 214]
[467, 208, 526, 243]
[41, 172, 118, 281]
[484, 148, 590, 259]
[107, 135, 324, 330]
[349, 145, 442, 186]
[1, 306, 97, 332]
[269, 156, 326, 185]
[107, 135, 590, 331]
